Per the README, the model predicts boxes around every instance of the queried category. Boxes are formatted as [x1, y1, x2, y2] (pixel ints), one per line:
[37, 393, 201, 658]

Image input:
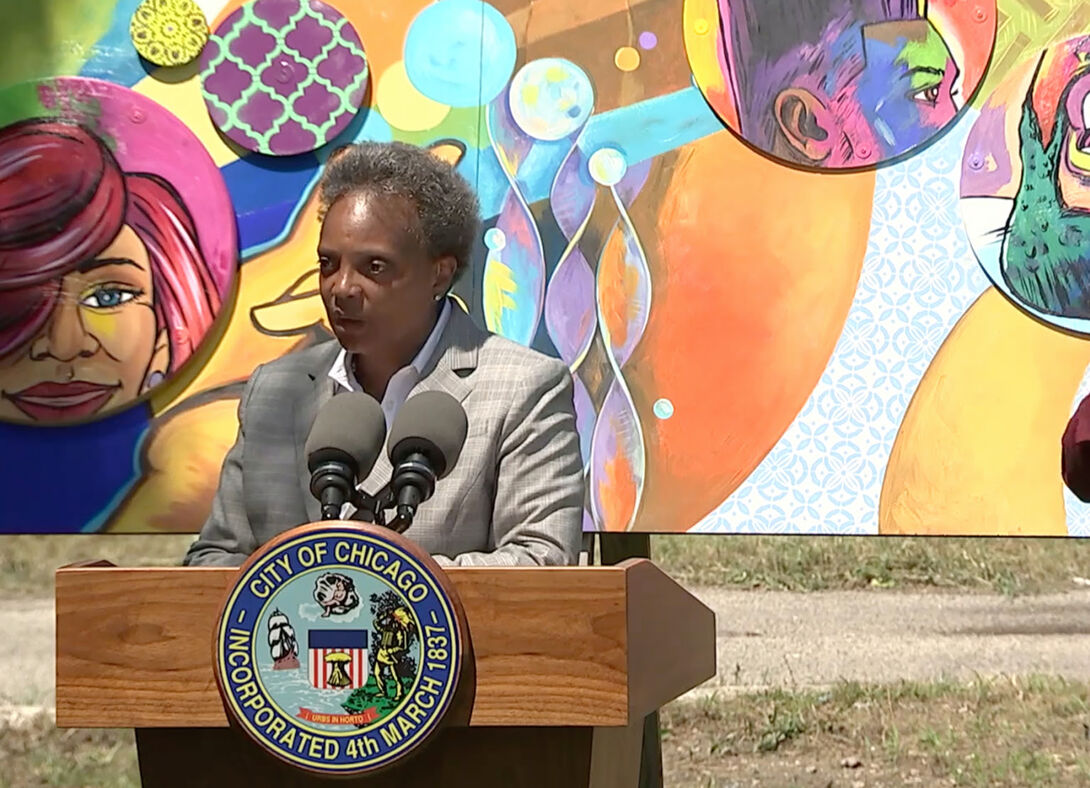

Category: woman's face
[317, 192, 454, 365]
[0, 225, 168, 423]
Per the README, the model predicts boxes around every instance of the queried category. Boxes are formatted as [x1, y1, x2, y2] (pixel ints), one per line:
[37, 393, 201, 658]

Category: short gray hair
[318, 141, 480, 276]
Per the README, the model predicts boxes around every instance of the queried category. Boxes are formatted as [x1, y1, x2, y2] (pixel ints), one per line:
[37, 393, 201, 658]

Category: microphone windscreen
[388, 391, 468, 478]
[305, 392, 387, 477]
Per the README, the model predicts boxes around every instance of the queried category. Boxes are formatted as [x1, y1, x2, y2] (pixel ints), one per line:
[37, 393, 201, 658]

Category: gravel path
[7, 588, 1090, 720]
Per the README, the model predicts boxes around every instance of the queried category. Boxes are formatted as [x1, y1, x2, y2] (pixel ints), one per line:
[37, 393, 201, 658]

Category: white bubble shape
[588, 147, 627, 186]
[508, 58, 594, 142]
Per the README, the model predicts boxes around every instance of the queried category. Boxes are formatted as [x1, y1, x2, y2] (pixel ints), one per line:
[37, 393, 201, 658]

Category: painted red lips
[3, 380, 120, 421]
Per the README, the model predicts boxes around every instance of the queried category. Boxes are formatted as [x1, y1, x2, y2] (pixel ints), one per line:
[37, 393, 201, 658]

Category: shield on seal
[308, 629, 368, 690]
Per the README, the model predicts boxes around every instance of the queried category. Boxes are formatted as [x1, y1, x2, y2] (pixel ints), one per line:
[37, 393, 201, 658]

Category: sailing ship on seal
[267, 609, 300, 669]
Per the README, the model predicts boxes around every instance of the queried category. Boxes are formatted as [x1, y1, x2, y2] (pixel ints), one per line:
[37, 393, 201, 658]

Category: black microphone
[386, 391, 468, 531]
[305, 393, 386, 521]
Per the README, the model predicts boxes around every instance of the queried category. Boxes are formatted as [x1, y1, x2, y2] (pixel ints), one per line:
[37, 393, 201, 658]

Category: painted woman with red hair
[0, 119, 221, 423]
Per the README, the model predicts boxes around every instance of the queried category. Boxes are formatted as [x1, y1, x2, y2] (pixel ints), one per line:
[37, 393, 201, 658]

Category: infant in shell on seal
[313, 572, 360, 617]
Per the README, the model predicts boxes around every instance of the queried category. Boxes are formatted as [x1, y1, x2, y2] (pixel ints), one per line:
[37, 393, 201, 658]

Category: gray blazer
[184, 307, 585, 567]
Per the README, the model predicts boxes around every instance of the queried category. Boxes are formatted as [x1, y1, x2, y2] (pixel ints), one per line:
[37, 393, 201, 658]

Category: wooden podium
[56, 558, 714, 787]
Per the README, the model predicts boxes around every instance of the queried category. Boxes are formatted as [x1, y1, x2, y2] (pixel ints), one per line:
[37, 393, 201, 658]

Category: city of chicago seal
[214, 524, 463, 776]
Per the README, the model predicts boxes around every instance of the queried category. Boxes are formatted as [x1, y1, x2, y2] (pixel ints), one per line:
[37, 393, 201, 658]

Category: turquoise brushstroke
[78, 0, 146, 86]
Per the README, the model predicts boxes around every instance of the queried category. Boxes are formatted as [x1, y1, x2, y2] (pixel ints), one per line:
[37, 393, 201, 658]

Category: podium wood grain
[56, 559, 713, 730]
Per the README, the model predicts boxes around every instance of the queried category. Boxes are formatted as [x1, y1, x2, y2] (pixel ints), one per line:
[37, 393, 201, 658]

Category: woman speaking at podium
[184, 142, 584, 568]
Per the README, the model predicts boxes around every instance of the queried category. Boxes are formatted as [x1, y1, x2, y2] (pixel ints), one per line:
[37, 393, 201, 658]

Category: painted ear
[426, 139, 466, 167]
[143, 327, 171, 392]
[774, 88, 838, 164]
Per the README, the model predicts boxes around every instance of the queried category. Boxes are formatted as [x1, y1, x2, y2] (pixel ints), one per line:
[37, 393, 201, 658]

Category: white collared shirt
[327, 299, 451, 428]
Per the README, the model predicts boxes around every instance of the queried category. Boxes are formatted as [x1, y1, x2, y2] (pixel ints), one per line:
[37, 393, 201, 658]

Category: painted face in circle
[854, 19, 961, 160]
[0, 225, 168, 423]
[1002, 66, 1090, 318]
[1059, 68, 1090, 202]
[767, 18, 960, 168]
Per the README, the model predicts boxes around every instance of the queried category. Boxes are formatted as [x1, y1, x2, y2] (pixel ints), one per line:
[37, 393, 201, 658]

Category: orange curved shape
[599, 448, 639, 534]
[625, 132, 874, 532]
[599, 252, 642, 354]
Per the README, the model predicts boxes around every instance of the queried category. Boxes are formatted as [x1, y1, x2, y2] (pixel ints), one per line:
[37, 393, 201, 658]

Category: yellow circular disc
[376, 61, 451, 132]
[130, 0, 208, 67]
[614, 46, 641, 72]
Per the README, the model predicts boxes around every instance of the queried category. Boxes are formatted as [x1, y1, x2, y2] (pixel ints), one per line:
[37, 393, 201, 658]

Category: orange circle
[614, 46, 640, 72]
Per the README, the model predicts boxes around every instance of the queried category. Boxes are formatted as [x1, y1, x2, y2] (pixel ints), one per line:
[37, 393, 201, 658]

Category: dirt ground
[5, 675, 1090, 787]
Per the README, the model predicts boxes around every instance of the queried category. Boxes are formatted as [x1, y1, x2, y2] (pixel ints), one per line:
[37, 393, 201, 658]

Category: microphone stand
[372, 484, 414, 533]
[384, 512, 412, 534]
[346, 484, 414, 533]
[349, 490, 385, 526]
[323, 480, 416, 532]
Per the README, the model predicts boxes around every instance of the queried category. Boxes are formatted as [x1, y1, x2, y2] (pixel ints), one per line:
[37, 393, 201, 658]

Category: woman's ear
[774, 87, 838, 163]
[433, 255, 458, 297]
[142, 327, 170, 391]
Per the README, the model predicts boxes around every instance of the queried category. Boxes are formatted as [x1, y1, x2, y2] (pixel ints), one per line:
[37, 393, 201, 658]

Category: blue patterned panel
[694, 111, 991, 534]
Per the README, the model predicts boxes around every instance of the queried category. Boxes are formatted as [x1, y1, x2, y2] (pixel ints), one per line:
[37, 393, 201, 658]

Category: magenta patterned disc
[199, 0, 369, 156]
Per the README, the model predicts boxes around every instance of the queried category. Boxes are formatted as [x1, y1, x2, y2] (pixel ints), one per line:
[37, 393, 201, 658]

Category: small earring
[434, 293, 443, 302]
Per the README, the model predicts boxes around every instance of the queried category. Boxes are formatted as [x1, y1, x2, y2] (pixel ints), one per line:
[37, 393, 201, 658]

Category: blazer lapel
[358, 305, 484, 495]
[295, 344, 340, 523]
[408, 305, 480, 404]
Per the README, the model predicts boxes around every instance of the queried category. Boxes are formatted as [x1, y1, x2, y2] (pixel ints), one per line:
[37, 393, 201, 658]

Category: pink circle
[32, 77, 237, 296]
[638, 31, 657, 50]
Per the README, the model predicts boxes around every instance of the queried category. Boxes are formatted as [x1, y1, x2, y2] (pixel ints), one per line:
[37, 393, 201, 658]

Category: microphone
[305, 393, 386, 521]
[386, 391, 468, 531]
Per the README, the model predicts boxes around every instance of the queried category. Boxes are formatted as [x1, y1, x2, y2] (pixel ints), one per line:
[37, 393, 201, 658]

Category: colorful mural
[883, 32, 1090, 536]
[688, 0, 995, 170]
[963, 36, 1090, 327]
[2, 0, 1090, 536]
[0, 77, 235, 425]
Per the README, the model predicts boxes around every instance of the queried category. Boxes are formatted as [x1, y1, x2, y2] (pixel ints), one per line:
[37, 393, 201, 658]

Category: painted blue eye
[81, 286, 138, 309]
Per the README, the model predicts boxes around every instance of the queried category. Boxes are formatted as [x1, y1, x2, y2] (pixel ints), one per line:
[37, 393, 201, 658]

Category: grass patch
[0, 534, 193, 597]
[653, 534, 1090, 595]
[0, 714, 137, 788]
[662, 675, 1090, 787]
